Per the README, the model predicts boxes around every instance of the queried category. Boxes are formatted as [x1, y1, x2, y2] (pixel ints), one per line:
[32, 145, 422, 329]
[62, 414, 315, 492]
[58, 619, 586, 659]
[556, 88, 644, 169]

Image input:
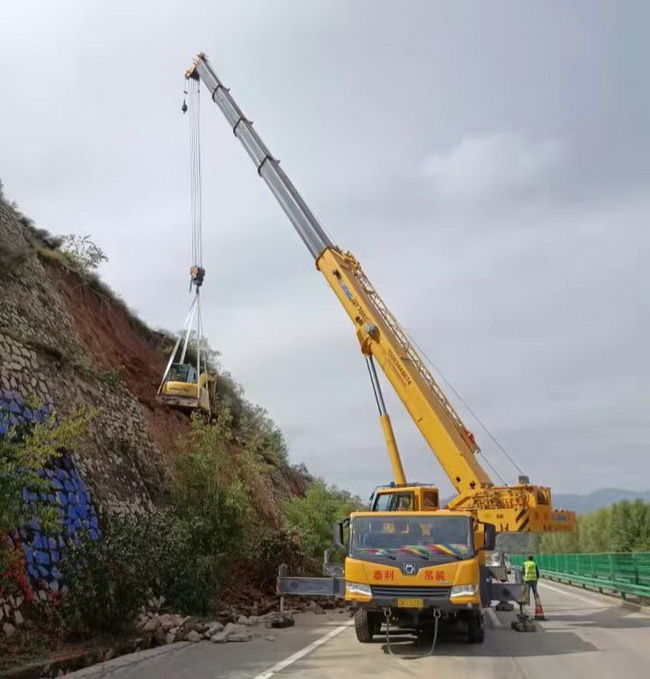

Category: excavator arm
[186, 53, 575, 534]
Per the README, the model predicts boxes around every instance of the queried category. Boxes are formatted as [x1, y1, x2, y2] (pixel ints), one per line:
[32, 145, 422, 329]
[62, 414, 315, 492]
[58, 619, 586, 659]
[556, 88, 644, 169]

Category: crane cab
[370, 484, 440, 512]
[158, 362, 217, 415]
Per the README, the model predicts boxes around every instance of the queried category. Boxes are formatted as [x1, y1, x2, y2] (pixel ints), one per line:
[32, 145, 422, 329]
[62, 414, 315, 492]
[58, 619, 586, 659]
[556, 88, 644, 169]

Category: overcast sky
[1, 1, 648, 500]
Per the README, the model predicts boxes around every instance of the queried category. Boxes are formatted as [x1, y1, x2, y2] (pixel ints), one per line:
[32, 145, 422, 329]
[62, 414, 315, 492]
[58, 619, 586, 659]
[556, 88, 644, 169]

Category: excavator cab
[169, 362, 197, 383]
[158, 362, 217, 415]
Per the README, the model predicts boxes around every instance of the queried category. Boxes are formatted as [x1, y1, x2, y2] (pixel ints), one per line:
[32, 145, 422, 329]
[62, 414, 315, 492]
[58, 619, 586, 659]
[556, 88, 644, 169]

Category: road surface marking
[485, 607, 503, 628]
[539, 580, 611, 607]
[253, 622, 352, 679]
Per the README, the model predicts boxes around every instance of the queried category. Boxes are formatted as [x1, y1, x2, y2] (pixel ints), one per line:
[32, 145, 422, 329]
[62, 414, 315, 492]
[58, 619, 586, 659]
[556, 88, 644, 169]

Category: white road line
[485, 607, 503, 628]
[253, 622, 353, 679]
[539, 580, 612, 607]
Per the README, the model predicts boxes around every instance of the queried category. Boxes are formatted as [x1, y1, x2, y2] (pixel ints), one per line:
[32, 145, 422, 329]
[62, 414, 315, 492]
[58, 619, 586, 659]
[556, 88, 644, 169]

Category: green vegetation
[0, 185, 361, 640]
[0, 406, 94, 535]
[536, 500, 650, 554]
[59, 234, 108, 274]
[284, 481, 363, 563]
[56, 413, 359, 637]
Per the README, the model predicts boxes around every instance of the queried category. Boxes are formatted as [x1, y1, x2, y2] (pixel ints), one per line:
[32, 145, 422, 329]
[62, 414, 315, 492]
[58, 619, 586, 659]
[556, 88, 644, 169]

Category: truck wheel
[467, 611, 485, 644]
[354, 609, 377, 643]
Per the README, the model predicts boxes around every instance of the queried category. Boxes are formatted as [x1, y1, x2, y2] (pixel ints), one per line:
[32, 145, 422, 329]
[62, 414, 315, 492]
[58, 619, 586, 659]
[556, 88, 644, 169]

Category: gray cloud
[1, 0, 647, 499]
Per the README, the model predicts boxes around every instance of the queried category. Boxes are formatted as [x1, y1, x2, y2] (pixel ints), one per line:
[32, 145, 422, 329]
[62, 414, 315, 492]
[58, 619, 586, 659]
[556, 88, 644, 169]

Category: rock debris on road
[65, 582, 650, 679]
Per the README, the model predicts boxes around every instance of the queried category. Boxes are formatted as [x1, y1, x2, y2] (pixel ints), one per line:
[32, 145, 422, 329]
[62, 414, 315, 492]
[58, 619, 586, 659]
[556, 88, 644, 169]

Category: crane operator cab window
[422, 490, 439, 510]
[373, 492, 417, 512]
[167, 363, 198, 384]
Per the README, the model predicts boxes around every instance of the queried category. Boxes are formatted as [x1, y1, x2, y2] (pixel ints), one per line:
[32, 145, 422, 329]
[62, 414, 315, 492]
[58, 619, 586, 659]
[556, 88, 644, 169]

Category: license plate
[397, 598, 424, 608]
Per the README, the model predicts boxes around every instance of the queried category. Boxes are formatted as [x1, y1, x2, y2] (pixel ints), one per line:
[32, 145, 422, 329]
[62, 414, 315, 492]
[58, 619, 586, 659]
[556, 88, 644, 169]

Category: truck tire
[354, 609, 378, 643]
[467, 611, 485, 644]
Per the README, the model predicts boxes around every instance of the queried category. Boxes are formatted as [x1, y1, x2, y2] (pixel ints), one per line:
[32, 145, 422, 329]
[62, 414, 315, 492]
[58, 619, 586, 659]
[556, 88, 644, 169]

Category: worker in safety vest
[523, 555, 540, 603]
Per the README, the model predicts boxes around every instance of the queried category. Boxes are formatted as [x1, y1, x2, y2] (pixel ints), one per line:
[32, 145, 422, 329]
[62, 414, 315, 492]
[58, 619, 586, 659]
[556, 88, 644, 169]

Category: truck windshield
[351, 515, 473, 560]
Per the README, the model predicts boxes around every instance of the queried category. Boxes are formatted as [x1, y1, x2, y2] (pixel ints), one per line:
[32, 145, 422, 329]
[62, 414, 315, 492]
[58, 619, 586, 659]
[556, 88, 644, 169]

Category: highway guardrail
[510, 552, 650, 600]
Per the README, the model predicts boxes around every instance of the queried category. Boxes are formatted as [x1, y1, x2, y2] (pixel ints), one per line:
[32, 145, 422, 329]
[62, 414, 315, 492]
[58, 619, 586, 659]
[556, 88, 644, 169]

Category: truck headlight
[450, 584, 479, 598]
[346, 582, 372, 597]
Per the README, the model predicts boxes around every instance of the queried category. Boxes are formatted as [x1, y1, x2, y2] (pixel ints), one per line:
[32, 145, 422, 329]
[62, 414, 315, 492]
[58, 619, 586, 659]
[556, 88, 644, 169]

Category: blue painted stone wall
[1, 390, 100, 599]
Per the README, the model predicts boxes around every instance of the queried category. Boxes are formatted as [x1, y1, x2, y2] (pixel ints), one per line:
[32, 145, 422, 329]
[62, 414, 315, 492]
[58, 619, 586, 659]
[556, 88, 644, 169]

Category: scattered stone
[142, 616, 161, 632]
[215, 609, 235, 625]
[228, 632, 252, 642]
[153, 627, 167, 645]
[266, 635, 276, 642]
[157, 613, 176, 630]
[265, 611, 295, 629]
[166, 631, 176, 645]
[223, 622, 247, 636]
[177, 616, 202, 638]
[313, 604, 325, 614]
[14, 610, 24, 625]
[206, 622, 224, 637]
[186, 630, 202, 643]
[2, 622, 16, 637]
[210, 622, 253, 643]
[237, 615, 253, 626]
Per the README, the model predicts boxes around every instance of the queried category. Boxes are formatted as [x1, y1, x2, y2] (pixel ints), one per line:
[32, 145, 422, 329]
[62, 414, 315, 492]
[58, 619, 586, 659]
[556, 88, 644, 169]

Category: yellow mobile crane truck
[185, 53, 575, 644]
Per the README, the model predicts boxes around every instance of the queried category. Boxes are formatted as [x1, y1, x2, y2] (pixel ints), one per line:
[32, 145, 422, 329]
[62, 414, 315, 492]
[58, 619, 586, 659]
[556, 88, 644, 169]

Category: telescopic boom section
[186, 54, 333, 260]
[186, 53, 576, 532]
[186, 53, 487, 495]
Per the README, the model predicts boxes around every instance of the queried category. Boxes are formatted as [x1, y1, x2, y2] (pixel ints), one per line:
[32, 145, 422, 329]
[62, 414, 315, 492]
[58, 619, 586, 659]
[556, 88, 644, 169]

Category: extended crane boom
[186, 53, 574, 534]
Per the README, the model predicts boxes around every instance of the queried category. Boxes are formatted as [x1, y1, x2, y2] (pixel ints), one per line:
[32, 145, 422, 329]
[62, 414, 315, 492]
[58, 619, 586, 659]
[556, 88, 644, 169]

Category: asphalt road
[67, 581, 650, 679]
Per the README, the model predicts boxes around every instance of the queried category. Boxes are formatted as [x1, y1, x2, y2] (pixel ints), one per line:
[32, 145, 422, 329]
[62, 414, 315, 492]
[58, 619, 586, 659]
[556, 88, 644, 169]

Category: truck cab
[341, 509, 495, 643]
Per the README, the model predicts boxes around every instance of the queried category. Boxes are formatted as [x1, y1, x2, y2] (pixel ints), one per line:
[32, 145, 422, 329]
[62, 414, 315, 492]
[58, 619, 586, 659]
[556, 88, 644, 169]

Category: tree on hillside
[283, 481, 363, 563]
[536, 499, 650, 554]
[60, 234, 108, 273]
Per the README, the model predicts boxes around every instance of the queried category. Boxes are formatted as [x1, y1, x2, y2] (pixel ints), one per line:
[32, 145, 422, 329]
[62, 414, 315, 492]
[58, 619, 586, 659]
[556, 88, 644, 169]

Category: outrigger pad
[511, 616, 537, 632]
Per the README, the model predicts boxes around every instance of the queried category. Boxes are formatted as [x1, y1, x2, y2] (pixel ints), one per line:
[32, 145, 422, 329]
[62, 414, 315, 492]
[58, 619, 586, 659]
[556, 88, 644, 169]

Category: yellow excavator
[158, 361, 216, 414]
[185, 53, 576, 646]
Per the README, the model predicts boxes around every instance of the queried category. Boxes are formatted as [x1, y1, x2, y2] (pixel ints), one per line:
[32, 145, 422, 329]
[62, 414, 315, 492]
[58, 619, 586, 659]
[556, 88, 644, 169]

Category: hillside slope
[0, 195, 306, 524]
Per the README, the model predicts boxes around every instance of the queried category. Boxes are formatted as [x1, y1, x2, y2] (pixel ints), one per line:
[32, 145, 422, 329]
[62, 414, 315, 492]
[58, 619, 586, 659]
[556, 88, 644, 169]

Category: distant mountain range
[552, 488, 650, 514]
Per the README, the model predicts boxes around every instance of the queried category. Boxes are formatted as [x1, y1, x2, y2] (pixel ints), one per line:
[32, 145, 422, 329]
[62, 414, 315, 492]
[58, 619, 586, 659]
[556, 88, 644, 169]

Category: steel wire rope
[188, 75, 203, 271]
[187, 76, 204, 381]
[403, 329, 525, 481]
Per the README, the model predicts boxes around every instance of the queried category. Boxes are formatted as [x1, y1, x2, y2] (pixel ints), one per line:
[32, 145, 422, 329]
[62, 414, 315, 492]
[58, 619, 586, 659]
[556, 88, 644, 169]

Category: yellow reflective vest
[523, 560, 538, 582]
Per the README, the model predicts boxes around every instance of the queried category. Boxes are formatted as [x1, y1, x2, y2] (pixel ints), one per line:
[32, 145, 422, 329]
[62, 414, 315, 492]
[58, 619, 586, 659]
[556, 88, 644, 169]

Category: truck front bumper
[348, 597, 480, 612]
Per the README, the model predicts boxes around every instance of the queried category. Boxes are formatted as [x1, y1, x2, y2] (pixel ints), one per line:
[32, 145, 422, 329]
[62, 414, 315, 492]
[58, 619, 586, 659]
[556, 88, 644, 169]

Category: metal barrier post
[278, 563, 288, 612]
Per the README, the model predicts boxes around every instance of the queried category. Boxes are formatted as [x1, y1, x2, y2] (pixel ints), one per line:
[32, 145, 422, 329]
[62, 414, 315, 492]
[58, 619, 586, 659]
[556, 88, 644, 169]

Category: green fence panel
[509, 552, 650, 599]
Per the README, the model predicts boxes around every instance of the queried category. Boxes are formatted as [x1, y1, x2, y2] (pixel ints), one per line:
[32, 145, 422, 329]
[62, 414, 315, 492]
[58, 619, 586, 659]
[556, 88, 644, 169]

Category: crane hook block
[182, 99, 188, 114]
[190, 265, 205, 287]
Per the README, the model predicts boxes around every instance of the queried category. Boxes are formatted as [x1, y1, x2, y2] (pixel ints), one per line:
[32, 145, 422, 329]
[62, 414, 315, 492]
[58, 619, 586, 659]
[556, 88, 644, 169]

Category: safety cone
[533, 593, 547, 621]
